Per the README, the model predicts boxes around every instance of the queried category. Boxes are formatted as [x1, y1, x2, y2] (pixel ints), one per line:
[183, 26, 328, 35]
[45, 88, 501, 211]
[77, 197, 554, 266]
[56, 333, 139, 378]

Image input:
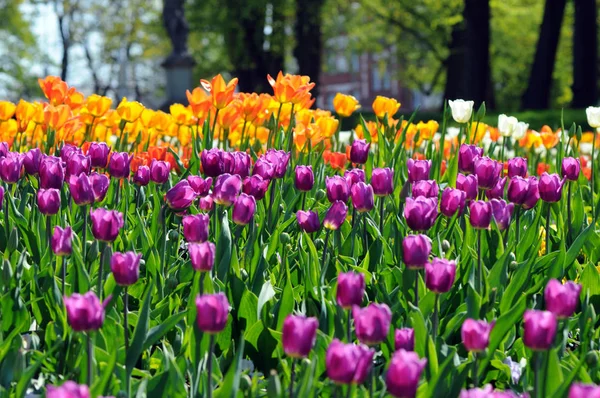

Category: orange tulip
[149, 111, 172, 133]
[323, 150, 347, 170]
[83, 94, 112, 118]
[267, 71, 315, 105]
[116, 98, 145, 123]
[372, 96, 400, 119]
[333, 93, 360, 117]
[519, 130, 542, 149]
[239, 93, 269, 123]
[537, 162, 550, 176]
[218, 100, 242, 131]
[44, 104, 72, 131]
[355, 121, 379, 143]
[200, 74, 238, 110]
[186, 87, 212, 118]
[0, 101, 16, 121]
[65, 88, 85, 110]
[38, 76, 69, 106]
[539, 125, 560, 149]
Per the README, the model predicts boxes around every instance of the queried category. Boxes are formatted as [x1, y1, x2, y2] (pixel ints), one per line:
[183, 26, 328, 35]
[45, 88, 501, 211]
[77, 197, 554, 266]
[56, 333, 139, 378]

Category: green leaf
[214, 335, 246, 398]
[15, 338, 63, 398]
[143, 311, 186, 351]
[91, 344, 118, 397]
[545, 348, 563, 396]
[276, 277, 294, 331]
[126, 281, 153, 375]
[257, 281, 276, 320]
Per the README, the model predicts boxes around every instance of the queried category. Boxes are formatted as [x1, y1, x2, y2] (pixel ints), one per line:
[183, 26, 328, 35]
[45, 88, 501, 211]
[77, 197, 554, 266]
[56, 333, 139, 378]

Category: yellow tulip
[333, 93, 360, 117]
[372, 96, 400, 119]
[116, 98, 145, 123]
[0, 101, 16, 121]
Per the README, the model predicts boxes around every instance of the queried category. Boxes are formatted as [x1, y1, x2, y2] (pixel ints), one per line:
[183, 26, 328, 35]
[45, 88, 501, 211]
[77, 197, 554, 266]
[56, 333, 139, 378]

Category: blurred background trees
[2, 0, 599, 112]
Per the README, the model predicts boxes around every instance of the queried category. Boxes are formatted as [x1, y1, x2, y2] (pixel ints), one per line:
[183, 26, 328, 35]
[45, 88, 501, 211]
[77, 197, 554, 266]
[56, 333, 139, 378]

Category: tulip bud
[88, 142, 110, 169]
[296, 210, 320, 233]
[385, 349, 427, 398]
[507, 157, 528, 178]
[188, 175, 213, 196]
[23, 148, 43, 175]
[295, 165, 314, 192]
[90, 172, 110, 202]
[213, 173, 242, 207]
[69, 173, 95, 206]
[37, 188, 61, 215]
[474, 156, 502, 190]
[280, 232, 291, 244]
[539, 173, 565, 203]
[183, 213, 209, 243]
[7, 227, 18, 252]
[90, 208, 124, 242]
[52, 226, 73, 256]
[523, 309, 557, 351]
[47, 381, 90, 398]
[350, 182, 374, 213]
[425, 258, 457, 293]
[371, 168, 394, 197]
[490, 199, 514, 231]
[395, 328, 415, 351]
[411, 180, 439, 198]
[195, 293, 230, 333]
[326, 339, 375, 385]
[561, 157, 580, 181]
[461, 319, 494, 352]
[448, 99, 474, 124]
[326, 176, 349, 203]
[282, 315, 319, 358]
[323, 201, 348, 230]
[402, 234, 432, 269]
[469, 200, 492, 229]
[336, 271, 366, 309]
[353, 303, 392, 345]
[108, 152, 131, 179]
[189, 241, 216, 272]
[440, 188, 466, 218]
[456, 173, 478, 201]
[243, 175, 270, 201]
[458, 144, 483, 174]
[404, 197, 438, 232]
[315, 189, 326, 202]
[87, 239, 99, 263]
[344, 168, 365, 187]
[544, 279, 581, 319]
[232, 193, 256, 225]
[110, 251, 141, 286]
[350, 139, 370, 164]
[407, 159, 431, 183]
[133, 166, 150, 186]
[64, 292, 107, 332]
[166, 180, 197, 212]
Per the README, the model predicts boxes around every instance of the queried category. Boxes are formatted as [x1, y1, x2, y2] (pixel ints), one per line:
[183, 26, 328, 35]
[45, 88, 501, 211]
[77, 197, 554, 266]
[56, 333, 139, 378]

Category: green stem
[302, 191, 306, 211]
[567, 182, 572, 245]
[347, 310, 352, 342]
[87, 332, 93, 386]
[124, 287, 130, 397]
[321, 229, 331, 281]
[350, 207, 356, 258]
[4, 187, 9, 240]
[379, 196, 385, 234]
[477, 229, 482, 294]
[546, 203, 551, 255]
[211, 109, 220, 147]
[592, 133, 596, 221]
[207, 334, 215, 398]
[369, 356, 375, 398]
[199, 271, 206, 296]
[534, 351, 542, 398]
[432, 294, 439, 341]
[414, 268, 419, 306]
[82, 205, 88, 262]
[267, 180, 277, 228]
[61, 256, 66, 295]
[515, 207, 521, 261]
[472, 353, 478, 388]
[289, 358, 296, 398]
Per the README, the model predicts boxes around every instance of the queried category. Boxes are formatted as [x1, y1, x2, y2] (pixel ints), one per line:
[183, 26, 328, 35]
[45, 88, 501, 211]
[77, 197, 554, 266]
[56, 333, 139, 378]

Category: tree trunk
[57, 15, 70, 81]
[572, 0, 598, 108]
[521, 0, 567, 110]
[443, 23, 468, 102]
[294, 0, 324, 104]
[464, 0, 494, 108]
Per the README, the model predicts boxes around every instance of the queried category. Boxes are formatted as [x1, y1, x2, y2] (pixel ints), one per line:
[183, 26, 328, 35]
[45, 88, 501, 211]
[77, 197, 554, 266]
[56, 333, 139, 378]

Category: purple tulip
[461, 319, 494, 352]
[189, 241, 216, 272]
[108, 152, 131, 179]
[371, 168, 394, 196]
[336, 271, 366, 309]
[188, 175, 212, 196]
[404, 196, 438, 231]
[326, 339, 374, 385]
[60, 144, 81, 162]
[295, 165, 314, 192]
[326, 176, 350, 203]
[344, 168, 365, 187]
[38, 188, 61, 215]
[385, 349, 427, 398]
[23, 148, 43, 175]
[232, 193, 256, 225]
[412, 180, 438, 198]
[52, 226, 73, 256]
[485, 177, 506, 200]
[469, 200, 492, 229]
[133, 166, 150, 186]
[66, 153, 91, 178]
[474, 156, 502, 190]
[460, 385, 521, 398]
[297, 210, 320, 233]
[539, 172, 565, 203]
[490, 199, 514, 231]
[350, 139, 370, 164]
[64, 291, 107, 332]
[150, 160, 170, 184]
[0, 152, 22, 184]
[282, 315, 319, 358]
[458, 144, 483, 174]
[425, 258, 456, 294]
[110, 251, 141, 286]
[440, 188, 466, 217]
[213, 173, 242, 206]
[243, 175, 269, 200]
[39, 156, 65, 189]
[88, 142, 110, 168]
[507, 157, 528, 178]
[353, 303, 392, 345]
[522, 177, 540, 209]
[407, 159, 431, 183]
[183, 213, 209, 243]
[220, 150, 235, 175]
[0, 142, 7, 158]
[523, 309, 557, 351]
[351, 182, 374, 213]
[47, 381, 90, 398]
[201, 148, 225, 177]
[569, 383, 600, 398]
[265, 149, 291, 178]
[69, 173, 95, 206]
[456, 173, 478, 201]
[402, 234, 432, 269]
[195, 293, 230, 333]
[324, 201, 348, 230]
[199, 195, 214, 212]
[90, 172, 109, 202]
[90, 208, 124, 242]
[232, 151, 251, 178]
[544, 279, 581, 319]
[165, 180, 197, 212]
[252, 157, 275, 180]
[395, 328, 415, 351]
[562, 157, 580, 181]
[508, 176, 539, 209]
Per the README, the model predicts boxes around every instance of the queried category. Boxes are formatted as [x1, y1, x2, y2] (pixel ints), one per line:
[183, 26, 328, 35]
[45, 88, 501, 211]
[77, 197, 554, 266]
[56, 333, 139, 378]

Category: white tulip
[586, 106, 600, 128]
[498, 114, 519, 137]
[580, 143, 593, 155]
[446, 127, 460, 138]
[448, 99, 474, 124]
[513, 122, 529, 140]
